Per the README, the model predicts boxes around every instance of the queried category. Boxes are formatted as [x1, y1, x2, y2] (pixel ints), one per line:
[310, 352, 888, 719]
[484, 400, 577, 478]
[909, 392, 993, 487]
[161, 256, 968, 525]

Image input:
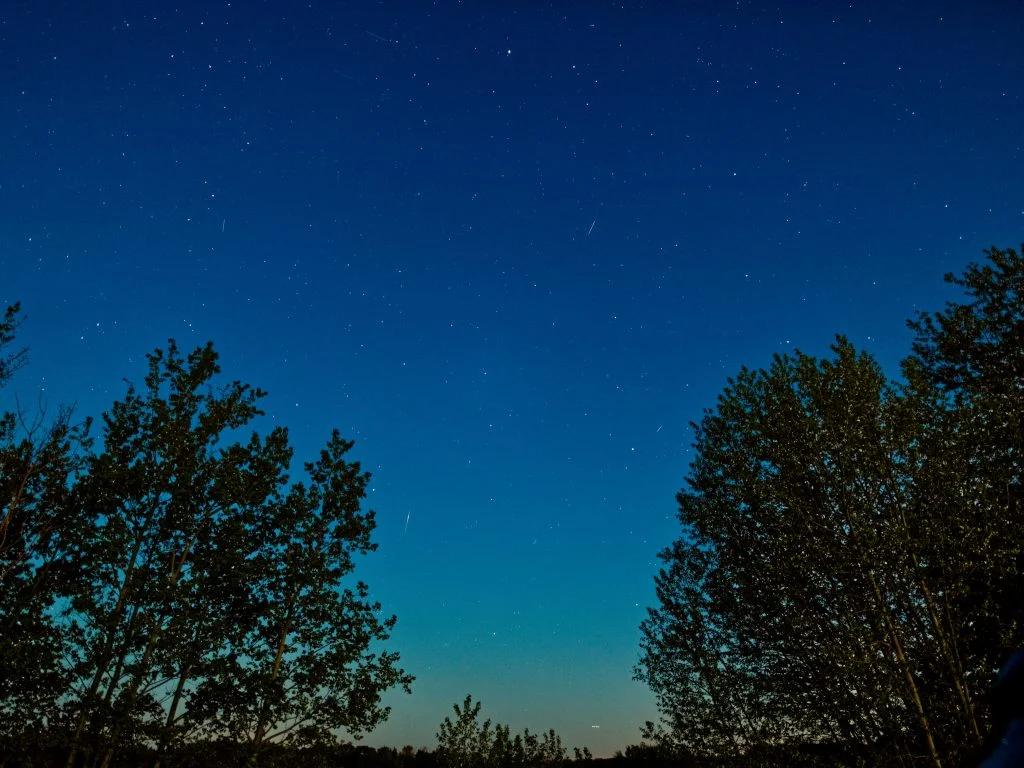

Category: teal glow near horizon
[2, 0, 1022, 757]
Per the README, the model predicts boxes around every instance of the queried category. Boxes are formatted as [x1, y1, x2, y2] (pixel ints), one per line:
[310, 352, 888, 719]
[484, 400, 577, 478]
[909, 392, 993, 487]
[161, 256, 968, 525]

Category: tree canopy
[637, 245, 1024, 767]
[0, 335, 411, 768]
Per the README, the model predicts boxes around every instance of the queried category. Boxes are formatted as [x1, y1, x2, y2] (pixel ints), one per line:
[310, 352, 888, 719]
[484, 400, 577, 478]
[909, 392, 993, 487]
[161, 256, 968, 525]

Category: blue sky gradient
[2, 0, 1022, 756]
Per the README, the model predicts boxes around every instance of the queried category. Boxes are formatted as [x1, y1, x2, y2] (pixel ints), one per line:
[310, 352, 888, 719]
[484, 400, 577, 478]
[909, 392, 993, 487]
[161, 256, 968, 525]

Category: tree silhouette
[0, 338, 413, 768]
[638, 245, 1024, 766]
[0, 303, 92, 761]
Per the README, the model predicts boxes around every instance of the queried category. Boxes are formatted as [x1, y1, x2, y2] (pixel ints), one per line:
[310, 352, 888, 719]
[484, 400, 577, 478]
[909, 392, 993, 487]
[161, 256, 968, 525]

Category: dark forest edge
[0, 736, 884, 768]
[637, 245, 1024, 767]
[3, 244, 1024, 768]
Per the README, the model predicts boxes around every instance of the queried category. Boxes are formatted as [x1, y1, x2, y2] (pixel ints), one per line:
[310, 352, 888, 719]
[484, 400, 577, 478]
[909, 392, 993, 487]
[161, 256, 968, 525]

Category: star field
[2, 0, 1022, 756]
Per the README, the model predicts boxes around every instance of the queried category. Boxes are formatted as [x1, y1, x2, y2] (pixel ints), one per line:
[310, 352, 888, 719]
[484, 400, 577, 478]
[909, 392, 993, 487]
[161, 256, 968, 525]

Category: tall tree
[637, 339, 947, 765]
[58, 340, 410, 768]
[639, 245, 1024, 766]
[61, 341, 276, 768]
[903, 244, 1024, 744]
[0, 302, 92, 759]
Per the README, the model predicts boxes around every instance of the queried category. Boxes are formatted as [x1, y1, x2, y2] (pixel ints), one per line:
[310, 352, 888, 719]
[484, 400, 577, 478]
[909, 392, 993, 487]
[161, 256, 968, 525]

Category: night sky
[2, 0, 1022, 756]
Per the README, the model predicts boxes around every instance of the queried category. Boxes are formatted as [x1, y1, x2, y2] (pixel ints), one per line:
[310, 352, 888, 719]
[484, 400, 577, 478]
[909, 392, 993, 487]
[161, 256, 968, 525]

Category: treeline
[1, 729, 858, 768]
[0, 322, 412, 768]
[637, 245, 1024, 766]
[425, 695, 860, 768]
[0, 738, 686, 768]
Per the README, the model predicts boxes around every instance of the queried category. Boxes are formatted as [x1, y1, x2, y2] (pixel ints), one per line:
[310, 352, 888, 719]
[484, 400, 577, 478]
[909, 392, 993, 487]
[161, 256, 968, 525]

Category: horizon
[2, 1, 1022, 758]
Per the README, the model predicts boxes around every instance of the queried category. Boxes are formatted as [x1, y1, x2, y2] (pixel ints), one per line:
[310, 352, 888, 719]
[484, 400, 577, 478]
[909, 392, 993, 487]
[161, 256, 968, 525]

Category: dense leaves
[1, 303, 93, 759]
[637, 245, 1024, 767]
[0, 334, 410, 768]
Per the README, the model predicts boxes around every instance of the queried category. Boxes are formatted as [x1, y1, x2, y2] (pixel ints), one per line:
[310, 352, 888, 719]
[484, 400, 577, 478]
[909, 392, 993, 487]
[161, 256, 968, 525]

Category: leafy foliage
[0, 303, 92, 759]
[637, 245, 1024, 767]
[0, 326, 410, 768]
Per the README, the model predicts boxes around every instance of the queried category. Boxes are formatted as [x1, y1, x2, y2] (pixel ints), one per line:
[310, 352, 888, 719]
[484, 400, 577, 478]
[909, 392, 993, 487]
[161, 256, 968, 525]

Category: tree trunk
[65, 528, 148, 768]
[98, 535, 198, 768]
[250, 599, 295, 764]
[865, 567, 943, 768]
[152, 663, 191, 768]
[97, 616, 165, 768]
